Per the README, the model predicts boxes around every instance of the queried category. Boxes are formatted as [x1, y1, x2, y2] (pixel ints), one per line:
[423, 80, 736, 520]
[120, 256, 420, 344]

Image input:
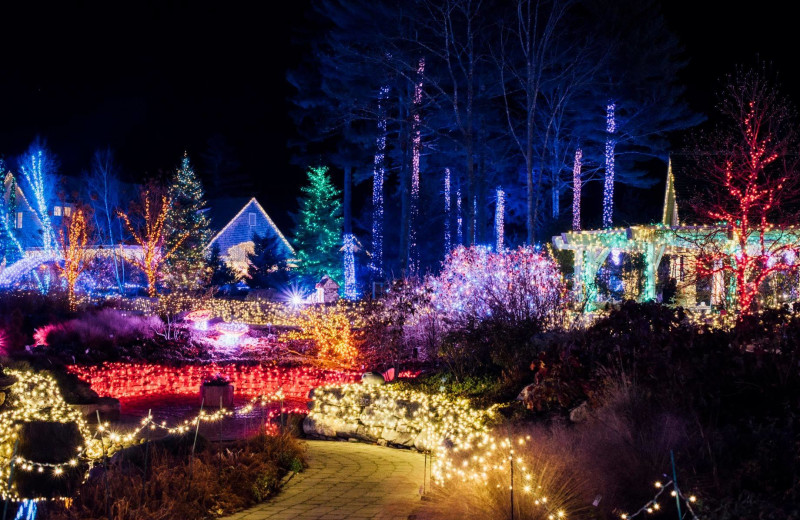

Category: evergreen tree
[247, 232, 291, 289]
[292, 166, 344, 287]
[164, 151, 212, 289]
[0, 168, 23, 265]
[207, 243, 237, 288]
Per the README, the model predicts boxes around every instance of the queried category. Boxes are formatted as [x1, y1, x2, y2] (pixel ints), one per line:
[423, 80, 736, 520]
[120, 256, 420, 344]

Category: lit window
[249, 212, 256, 226]
[53, 206, 62, 217]
[16, 212, 22, 229]
[64, 206, 72, 217]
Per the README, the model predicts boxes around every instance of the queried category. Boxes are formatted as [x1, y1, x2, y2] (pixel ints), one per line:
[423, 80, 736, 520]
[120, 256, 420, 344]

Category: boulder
[517, 383, 537, 410]
[569, 401, 591, 423]
[303, 415, 336, 437]
[70, 397, 121, 422]
[361, 372, 385, 386]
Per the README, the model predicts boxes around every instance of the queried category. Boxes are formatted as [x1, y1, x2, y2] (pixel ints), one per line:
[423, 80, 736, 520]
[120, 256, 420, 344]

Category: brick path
[222, 440, 426, 520]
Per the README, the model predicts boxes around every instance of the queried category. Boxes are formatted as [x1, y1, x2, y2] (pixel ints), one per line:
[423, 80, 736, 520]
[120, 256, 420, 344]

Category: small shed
[313, 275, 340, 303]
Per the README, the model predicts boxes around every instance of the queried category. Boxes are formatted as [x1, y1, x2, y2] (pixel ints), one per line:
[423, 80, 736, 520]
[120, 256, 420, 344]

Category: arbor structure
[165, 152, 212, 289]
[292, 166, 344, 287]
[119, 188, 187, 298]
[56, 208, 92, 310]
[687, 68, 800, 315]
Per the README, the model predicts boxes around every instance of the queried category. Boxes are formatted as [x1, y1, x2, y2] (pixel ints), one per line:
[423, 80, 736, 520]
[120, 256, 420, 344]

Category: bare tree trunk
[343, 165, 352, 235]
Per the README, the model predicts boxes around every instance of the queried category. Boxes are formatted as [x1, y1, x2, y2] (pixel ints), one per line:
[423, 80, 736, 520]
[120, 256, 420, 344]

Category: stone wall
[303, 385, 496, 452]
[303, 387, 433, 450]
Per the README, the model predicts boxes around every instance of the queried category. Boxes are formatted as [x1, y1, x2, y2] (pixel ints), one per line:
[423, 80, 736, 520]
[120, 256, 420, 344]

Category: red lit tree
[119, 187, 188, 298]
[687, 67, 800, 315]
[56, 207, 93, 311]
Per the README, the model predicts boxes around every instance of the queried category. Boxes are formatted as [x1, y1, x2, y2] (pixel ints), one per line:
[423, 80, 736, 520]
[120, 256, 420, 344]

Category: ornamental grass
[40, 431, 305, 520]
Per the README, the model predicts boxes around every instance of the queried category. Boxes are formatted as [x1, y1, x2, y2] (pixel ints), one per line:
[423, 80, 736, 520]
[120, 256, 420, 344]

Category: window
[64, 206, 72, 217]
[16, 212, 22, 229]
[248, 212, 256, 226]
[53, 206, 62, 217]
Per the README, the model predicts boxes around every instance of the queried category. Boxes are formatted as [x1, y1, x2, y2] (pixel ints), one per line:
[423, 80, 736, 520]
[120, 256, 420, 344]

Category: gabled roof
[206, 197, 295, 255]
[4, 173, 43, 228]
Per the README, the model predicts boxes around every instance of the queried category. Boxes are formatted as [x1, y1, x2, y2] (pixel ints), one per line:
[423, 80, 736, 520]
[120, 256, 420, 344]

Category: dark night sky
[0, 1, 795, 231]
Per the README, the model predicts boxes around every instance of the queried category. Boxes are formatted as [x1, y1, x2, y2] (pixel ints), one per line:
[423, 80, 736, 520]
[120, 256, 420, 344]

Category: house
[205, 197, 295, 271]
[2, 173, 44, 257]
[311, 275, 339, 303]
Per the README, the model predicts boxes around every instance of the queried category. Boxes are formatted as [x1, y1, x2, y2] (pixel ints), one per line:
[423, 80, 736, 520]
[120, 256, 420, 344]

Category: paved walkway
[222, 440, 426, 520]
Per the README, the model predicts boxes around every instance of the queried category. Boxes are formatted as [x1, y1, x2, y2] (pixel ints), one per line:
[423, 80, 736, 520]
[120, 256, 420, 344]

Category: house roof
[206, 197, 295, 255]
[206, 197, 252, 232]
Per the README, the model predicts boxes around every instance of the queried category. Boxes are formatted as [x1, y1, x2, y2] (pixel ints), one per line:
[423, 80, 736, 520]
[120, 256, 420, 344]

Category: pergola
[553, 163, 800, 308]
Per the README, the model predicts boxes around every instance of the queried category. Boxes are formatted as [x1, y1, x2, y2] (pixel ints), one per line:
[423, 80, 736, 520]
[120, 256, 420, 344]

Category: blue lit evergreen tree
[0, 163, 23, 265]
[164, 151, 212, 289]
[292, 166, 344, 287]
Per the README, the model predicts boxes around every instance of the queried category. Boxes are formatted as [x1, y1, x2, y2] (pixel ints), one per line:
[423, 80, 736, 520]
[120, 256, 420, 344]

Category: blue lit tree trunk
[408, 57, 425, 276]
[572, 148, 582, 231]
[495, 187, 505, 251]
[444, 167, 451, 255]
[370, 85, 389, 280]
[602, 102, 616, 229]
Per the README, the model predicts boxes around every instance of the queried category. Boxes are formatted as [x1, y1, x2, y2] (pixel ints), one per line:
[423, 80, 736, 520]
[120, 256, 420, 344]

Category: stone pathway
[222, 440, 426, 520]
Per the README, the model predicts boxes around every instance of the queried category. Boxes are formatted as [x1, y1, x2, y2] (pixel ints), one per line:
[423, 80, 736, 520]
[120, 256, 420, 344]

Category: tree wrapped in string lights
[164, 152, 212, 289]
[119, 187, 188, 298]
[292, 166, 344, 287]
[55, 208, 93, 311]
[686, 67, 800, 315]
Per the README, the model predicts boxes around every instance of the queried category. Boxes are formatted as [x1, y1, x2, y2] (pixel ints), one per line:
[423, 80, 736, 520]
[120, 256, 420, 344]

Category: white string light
[572, 148, 582, 231]
[603, 102, 616, 229]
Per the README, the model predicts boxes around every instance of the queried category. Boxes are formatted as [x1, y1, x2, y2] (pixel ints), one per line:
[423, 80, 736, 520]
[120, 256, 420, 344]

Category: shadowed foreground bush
[40, 432, 305, 520]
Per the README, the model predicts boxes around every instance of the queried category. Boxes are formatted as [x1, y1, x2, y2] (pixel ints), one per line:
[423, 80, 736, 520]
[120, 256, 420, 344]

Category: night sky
[0, 1, 795, 231]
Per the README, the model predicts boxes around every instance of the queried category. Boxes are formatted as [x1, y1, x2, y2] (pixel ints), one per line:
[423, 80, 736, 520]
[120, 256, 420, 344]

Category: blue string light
[370, 85, 389, 279]
[343, 233, 357, 300]
[495, 187, 505, 252]
[444, 168, 451, 255]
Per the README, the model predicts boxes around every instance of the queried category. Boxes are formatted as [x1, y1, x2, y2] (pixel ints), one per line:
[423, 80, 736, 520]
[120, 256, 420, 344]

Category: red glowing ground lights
[67, 363, 361, 402]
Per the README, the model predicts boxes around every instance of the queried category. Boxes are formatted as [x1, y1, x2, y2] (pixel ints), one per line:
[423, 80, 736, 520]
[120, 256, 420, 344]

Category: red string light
[67, 363, 361, 403]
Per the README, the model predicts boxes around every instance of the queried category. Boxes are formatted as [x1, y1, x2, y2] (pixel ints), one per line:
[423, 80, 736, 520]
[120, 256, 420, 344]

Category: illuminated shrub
[428, 245, 569, 328]
[425, 246, 569, 376]
[283, 305, 361, 367]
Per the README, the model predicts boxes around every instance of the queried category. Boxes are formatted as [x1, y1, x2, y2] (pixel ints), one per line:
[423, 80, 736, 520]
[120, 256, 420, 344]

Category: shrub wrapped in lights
[427, 246, 569, 329]
[306, 384, 497, 452]
[282, 305, 361, 367]
[0, 369, 97, 500]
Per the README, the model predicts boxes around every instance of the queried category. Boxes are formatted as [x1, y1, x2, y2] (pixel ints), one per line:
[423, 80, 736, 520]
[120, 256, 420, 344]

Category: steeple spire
[662, 158, 679, 227]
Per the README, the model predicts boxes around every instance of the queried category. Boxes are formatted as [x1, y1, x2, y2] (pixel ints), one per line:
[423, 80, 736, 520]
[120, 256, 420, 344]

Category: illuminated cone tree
[56, 208, 93, 311]
[164, 152, 212, 288]
[291, 166, 344, 287]
[688, 67, 800, 315]
[119, 188, 188, 297]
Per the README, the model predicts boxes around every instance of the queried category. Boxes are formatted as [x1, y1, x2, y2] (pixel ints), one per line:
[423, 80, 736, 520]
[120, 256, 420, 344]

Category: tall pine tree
[164, 151, 212, 289]
[292, 166, 344, 287]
